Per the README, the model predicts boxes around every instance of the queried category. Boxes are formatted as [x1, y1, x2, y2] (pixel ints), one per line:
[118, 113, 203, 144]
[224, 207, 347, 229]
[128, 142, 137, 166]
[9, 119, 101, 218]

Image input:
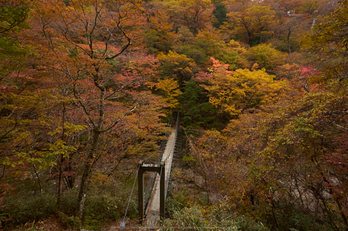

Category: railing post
[138, 161, 144, 221]
[160, 161, 165, 219]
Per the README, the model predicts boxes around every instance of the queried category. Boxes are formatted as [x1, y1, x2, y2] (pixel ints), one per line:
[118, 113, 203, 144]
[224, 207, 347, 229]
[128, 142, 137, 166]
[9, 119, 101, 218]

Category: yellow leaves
[248, 44, 286, 71]
[227, 5, 277, 43]
[90, 172, 111, 185]
[145, 10, 175, 52]
[48, 122, 86, 136]
[159, 0, 213, 32]
[204, 67, 288, 117]
[196, 28, 221, 43]
[18, 131, 30, 140]
[2, 158, 15, 167]
[227, 39, 248, 55]
[158, 50, 195, 67]
[149, 10, 174, 31]
[49, 139, 76, 156]
[154, 78, 182, 109]
[157, 51, 195, 83]
[2, 148, 57, 169]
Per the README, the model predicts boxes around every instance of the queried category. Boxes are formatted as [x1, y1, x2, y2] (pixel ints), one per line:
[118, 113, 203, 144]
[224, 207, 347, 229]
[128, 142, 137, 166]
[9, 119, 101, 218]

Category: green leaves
[179, 80, 219, 129]
[48, 139, 77, 159]
[248, 44, 286, 71]
[0, 0, 32, 34]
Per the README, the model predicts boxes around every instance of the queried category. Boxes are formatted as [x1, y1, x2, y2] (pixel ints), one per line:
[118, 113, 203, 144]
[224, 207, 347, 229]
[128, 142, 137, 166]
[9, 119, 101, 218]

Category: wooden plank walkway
[145, 128, 176, 227]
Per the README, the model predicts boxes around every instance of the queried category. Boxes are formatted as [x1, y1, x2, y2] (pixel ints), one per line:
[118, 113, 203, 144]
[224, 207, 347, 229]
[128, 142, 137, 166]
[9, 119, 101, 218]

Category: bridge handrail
[164, 112, 179, 198]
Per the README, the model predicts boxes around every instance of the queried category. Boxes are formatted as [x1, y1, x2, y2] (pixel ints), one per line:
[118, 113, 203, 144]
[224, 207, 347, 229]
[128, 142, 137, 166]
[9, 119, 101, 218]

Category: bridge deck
[145, 128, 176, 227]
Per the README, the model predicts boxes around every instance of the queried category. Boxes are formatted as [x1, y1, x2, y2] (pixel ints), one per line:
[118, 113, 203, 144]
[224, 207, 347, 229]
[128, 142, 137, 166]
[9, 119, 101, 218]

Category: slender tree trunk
[32, 164, 42, 193]
[0, 165, 5, 181]
[335, 198, 348, 230]
[77, 129, 101, 221]
[322, 176, 348, 230]
[317, 191, 339, 230]
[66, 156, 75, 189]
[57, 103, 66, 209]
[287, 29, 292, 54]
[57, 154, 64, 209]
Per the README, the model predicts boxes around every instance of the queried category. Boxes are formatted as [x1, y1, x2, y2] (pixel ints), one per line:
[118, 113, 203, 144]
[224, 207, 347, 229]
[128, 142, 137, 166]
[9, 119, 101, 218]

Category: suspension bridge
[120, 113, 181, 229]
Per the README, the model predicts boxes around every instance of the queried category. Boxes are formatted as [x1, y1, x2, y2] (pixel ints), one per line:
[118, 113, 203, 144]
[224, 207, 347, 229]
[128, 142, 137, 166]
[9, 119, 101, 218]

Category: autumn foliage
[0, 0, 347, 230]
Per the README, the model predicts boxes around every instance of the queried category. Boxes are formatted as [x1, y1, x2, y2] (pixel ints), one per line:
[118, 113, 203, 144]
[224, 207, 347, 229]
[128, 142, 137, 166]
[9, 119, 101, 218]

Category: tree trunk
[66, 156, 75, 189]
[77, 129, 101, 221]
[57, 154, 64, 209]
[57, 103, 66, 209]
[334, 198, 348, 230]
[287, 29, 292, 54]
[32, 164, 42, 193]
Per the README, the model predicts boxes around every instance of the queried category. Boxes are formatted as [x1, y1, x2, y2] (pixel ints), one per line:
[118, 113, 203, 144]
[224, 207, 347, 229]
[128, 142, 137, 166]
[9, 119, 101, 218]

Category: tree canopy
[0, 0, 347, 230]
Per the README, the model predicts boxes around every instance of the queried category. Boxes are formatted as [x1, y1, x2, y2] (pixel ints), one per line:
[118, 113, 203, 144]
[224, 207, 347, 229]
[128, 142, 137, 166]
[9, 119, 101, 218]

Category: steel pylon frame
[138, 160, 165, 221]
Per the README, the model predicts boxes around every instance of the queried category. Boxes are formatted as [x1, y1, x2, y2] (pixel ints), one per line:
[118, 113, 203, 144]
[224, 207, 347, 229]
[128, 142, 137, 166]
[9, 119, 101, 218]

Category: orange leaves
[209, 57, 232, 74]
[1, 0, 169, 207]
[31, 0, 146, 61]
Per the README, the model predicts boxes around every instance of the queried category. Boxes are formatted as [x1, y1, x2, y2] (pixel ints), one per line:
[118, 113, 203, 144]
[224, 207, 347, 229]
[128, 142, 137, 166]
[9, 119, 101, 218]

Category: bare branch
[104, 82, 134, 100]
[61, 26, 92, 58]
[73, 83, 96, 127]
[332, 121, 348, 131]
[105, 20, 131, 60]
[0, 165, 5, 181]
[101, 104, 138, 133]
[0, 119, 17, 143]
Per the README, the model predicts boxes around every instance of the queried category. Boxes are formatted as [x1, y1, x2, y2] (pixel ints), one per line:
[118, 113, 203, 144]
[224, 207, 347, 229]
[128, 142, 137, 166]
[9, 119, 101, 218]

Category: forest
[0, 0, 347, 230]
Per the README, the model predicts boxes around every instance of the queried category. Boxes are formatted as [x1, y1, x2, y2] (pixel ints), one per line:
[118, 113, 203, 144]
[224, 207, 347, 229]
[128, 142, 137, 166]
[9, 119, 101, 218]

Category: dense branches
[1, 0, 347, 230]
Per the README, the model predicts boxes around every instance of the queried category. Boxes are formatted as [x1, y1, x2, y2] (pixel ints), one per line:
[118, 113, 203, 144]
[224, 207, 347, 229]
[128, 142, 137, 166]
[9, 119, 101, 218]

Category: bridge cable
[121, 113, 179, 228]
[120, 164, 140, 228]
[163, 112, 179, 197]
[143, 145, 161, 162]
[120, 144, 165, 228]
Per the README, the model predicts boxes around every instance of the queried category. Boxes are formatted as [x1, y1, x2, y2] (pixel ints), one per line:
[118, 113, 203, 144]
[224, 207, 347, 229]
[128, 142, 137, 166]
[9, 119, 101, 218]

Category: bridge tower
[138, 161, 165, 221]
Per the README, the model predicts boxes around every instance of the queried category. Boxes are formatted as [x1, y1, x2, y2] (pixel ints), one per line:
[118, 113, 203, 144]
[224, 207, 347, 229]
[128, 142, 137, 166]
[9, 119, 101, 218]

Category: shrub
[260, 203, 337, 231]
[84, 195, 120, 221]
[1, 193, 56, 228]
[161, 205, 270, 230]
[59, 188, 79, 217]
[1, 183, 139, 229]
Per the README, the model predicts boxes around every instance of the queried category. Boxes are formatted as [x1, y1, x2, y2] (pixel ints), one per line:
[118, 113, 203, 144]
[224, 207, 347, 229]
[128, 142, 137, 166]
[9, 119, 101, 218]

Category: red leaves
[325, 130, 348, 175]
[209, 57, 232, 74]
[194, 57, 232, 83]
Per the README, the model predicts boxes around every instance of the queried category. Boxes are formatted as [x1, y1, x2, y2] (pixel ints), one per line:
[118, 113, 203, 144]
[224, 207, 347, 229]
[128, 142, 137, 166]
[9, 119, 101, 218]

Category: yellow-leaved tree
[153, 78, 182, 115]
[160, 0, 213, 34]
[196, 58, 288, 117]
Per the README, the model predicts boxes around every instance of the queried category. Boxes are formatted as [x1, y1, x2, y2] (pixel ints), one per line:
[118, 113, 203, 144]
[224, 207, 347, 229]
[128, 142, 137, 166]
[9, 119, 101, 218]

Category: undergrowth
[1, 184, 138, 230]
